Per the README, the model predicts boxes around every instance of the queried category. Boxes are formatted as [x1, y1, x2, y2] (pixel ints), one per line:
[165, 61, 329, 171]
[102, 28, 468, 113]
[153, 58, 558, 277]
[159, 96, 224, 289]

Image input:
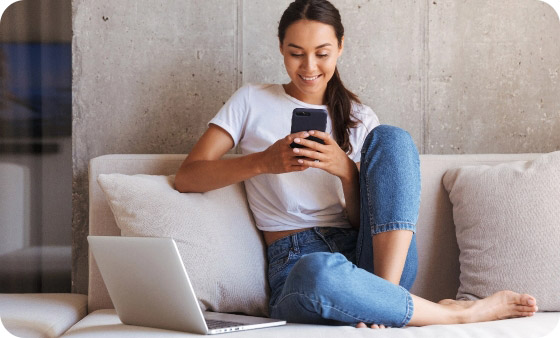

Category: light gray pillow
[97, 174, 269, 316]
[443, 151, 560, 311]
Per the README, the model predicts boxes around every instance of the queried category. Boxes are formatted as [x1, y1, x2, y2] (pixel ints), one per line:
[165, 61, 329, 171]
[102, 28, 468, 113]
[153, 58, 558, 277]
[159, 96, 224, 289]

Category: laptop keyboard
[205, 319, 246, 330]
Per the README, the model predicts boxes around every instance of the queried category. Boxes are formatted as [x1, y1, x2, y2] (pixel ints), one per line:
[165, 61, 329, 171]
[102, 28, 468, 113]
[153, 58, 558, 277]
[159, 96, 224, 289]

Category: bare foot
[440, 291, 538, 324]
[438, 298, 466, 306]
[356, 322, 388, 329]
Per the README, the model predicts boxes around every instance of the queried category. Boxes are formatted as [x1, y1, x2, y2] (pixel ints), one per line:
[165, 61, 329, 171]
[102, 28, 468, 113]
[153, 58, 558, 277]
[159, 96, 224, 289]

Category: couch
[1, 153, 559, 337]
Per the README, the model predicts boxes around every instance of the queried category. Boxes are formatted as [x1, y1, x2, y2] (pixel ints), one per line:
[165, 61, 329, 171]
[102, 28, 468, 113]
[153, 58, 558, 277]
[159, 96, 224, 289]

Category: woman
[175, 0, 538, 329]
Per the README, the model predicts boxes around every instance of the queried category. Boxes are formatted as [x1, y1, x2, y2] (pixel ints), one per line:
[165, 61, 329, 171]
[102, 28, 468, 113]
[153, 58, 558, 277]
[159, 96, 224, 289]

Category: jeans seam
[370, 222, 416, 235]
[272, 291, 372, 323]
[364, 169, 375, 233]
[399, 286, 414, 327]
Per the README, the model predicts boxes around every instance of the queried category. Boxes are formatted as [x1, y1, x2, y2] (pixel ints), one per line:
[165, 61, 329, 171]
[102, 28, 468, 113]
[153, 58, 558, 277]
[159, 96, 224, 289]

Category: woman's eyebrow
[287, 43, 332, 49]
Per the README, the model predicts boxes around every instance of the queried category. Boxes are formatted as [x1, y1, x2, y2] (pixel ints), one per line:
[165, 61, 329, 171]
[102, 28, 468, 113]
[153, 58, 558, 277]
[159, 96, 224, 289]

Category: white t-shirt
[209, 83, 380, 231]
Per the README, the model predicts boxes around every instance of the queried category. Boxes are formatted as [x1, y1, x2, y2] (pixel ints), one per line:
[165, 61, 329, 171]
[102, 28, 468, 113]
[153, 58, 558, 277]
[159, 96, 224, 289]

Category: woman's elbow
[174, 168, 195, 193]
[174, 175, 188, 193]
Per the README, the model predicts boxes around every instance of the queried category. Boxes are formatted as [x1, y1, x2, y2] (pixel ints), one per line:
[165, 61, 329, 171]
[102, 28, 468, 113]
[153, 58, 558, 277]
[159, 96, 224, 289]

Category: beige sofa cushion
[97, 173, 269, 316]
[0, 293, 87, 338]
[443, 151, 560, 311]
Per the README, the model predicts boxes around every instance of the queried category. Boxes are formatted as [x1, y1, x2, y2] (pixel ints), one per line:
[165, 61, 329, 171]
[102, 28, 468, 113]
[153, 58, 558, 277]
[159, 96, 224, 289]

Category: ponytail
[325, 67, 360, 154]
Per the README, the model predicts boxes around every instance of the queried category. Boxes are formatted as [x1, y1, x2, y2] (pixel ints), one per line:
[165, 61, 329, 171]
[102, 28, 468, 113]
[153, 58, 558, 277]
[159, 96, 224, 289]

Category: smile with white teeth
[300, 74, 321, 81]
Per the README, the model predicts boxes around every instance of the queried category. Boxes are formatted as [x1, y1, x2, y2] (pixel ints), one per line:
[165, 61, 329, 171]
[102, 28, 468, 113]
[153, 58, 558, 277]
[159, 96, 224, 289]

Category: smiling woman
[280, 21, 342, 102]
[174, 0, 538, 330]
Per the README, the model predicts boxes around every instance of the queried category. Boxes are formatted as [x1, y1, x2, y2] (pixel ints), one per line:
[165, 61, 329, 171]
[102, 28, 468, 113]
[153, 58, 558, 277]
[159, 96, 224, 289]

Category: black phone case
[290, 108, 328, 148]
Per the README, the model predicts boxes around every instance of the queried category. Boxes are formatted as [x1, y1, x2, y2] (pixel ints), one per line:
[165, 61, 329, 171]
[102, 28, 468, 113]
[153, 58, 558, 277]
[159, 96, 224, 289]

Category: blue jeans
[267, 125, 421, 327]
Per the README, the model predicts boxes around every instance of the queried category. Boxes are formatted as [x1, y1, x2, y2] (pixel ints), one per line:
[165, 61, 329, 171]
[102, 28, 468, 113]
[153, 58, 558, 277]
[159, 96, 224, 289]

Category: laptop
[88, 236, 286, 334]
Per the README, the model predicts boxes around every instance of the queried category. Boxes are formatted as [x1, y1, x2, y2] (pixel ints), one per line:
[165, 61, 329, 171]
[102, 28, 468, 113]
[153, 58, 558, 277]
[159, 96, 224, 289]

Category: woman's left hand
[291, 130, 356, 182]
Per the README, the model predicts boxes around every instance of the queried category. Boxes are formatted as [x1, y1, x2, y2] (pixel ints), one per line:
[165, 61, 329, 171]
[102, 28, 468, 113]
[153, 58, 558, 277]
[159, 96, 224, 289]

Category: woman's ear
[279, 41, 284, 54]
[338, 36, 345, 57]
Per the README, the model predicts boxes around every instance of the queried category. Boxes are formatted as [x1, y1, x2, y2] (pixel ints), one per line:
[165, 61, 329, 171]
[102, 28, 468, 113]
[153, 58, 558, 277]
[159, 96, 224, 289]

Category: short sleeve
[208, 84, 251, 147]
[350, 105, 380, 162]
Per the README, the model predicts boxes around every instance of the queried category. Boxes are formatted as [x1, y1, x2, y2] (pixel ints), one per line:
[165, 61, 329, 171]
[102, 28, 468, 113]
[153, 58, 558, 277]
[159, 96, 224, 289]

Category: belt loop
[312, 227, 321, 237]
[313, 227, 335, 253]
[290, 234, 300, 254]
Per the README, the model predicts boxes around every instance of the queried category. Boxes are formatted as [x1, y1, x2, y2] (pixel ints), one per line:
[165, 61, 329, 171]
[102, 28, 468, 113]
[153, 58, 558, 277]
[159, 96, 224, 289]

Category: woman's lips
[299, 74, 322, 83]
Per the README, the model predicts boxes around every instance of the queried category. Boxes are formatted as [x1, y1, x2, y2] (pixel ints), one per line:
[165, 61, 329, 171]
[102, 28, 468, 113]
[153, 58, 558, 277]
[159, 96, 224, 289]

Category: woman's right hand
[259, 131, 312, 174]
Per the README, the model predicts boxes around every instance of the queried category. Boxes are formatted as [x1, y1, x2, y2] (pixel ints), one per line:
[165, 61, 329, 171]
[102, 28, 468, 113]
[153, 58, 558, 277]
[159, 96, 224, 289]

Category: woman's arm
[175, 124, 311, 193]
[340, 161, 360, 230]
[175, 125, 260, 193]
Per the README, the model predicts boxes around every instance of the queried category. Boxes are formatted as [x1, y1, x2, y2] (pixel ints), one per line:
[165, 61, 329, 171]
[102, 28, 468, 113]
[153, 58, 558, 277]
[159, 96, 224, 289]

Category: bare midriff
[262, 228, 311, 246]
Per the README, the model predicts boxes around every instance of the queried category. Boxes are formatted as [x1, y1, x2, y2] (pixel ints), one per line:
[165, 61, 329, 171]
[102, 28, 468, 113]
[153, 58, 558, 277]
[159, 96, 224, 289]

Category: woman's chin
[285, 80, 328, 103]
[294, 81, 326, 95]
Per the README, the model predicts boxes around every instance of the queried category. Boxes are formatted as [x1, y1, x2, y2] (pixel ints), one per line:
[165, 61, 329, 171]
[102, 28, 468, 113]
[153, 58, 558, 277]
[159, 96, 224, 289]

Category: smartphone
[290, 108, 328, 148]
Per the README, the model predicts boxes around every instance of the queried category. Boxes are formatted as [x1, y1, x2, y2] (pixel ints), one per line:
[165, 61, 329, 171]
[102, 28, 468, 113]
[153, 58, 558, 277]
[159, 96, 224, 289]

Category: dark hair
[278, 0, 360, 154]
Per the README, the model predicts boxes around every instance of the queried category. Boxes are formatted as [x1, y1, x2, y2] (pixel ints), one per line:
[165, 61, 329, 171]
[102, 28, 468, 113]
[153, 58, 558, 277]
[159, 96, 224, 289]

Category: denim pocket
[268, 249, 296, 279]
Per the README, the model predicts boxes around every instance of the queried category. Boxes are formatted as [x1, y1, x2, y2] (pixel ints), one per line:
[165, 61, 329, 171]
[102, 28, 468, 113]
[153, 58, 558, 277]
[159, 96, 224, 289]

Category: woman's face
[280, 20, 343, 103]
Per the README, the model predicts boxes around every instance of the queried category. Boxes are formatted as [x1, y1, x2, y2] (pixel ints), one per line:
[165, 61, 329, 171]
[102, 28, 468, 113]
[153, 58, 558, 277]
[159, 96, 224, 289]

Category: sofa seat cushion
[0, 293, 88, 338]
[61, 309, 560, 338]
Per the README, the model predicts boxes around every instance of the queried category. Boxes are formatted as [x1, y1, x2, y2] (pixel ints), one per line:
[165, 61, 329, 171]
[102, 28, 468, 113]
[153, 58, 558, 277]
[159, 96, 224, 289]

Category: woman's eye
[290, 53, 328, 58]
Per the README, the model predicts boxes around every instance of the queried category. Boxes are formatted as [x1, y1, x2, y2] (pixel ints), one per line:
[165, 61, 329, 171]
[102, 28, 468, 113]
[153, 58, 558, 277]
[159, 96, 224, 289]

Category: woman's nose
[302, 56, 317, 71]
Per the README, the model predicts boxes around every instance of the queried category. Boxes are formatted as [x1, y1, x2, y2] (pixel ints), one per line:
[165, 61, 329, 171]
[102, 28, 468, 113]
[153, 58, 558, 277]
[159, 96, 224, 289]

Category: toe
[356, 322, 367, 328]
[520, 294, 537, 306]
[516, 305, 538, 313]
[370, 324, 380, 329]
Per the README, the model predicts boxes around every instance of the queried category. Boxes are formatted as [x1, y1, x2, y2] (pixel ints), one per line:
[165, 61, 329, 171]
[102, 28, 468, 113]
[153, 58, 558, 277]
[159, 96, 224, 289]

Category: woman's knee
[287, 252, 350, 290]
[363, 125, 416, 154]
[360, 125, 419, 167]
[271, 253, 342, 322]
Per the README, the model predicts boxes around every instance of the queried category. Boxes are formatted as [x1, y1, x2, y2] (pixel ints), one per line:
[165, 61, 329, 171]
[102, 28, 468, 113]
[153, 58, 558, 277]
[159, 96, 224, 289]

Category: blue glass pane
[0, 43, 71, 137]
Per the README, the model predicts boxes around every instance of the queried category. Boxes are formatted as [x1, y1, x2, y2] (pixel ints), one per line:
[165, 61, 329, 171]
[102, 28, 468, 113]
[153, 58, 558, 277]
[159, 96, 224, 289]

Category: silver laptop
[88, 236, 286, 334]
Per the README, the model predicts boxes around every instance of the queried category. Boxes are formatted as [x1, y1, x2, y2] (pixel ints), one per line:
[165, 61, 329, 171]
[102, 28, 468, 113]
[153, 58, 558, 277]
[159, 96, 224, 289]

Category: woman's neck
[283, 82, 325, 105]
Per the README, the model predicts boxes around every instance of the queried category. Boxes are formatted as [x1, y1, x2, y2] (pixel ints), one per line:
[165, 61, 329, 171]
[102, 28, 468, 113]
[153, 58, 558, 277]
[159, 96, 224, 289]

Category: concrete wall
[72, 0, 560, 294]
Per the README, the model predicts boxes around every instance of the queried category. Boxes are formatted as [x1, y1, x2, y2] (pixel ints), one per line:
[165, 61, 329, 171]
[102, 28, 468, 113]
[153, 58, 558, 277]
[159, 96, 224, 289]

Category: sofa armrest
[0, 294, 87, 338]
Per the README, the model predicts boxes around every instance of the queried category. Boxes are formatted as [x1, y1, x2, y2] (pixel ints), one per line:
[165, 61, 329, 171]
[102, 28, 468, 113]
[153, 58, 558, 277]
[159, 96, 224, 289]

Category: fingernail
[294, 138, 300, 143]
[293, 148, 300, 153]
[309, 130, 315, 135]
[298, 159, 303, 164]
[303, 132, 309, 137]
[528, 299, 536, 306]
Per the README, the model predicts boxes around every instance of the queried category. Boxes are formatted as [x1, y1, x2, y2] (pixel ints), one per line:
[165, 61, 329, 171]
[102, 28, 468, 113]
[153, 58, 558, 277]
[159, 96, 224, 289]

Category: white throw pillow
[443, 151, 560, 311]
[97, 174, 269, 316]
